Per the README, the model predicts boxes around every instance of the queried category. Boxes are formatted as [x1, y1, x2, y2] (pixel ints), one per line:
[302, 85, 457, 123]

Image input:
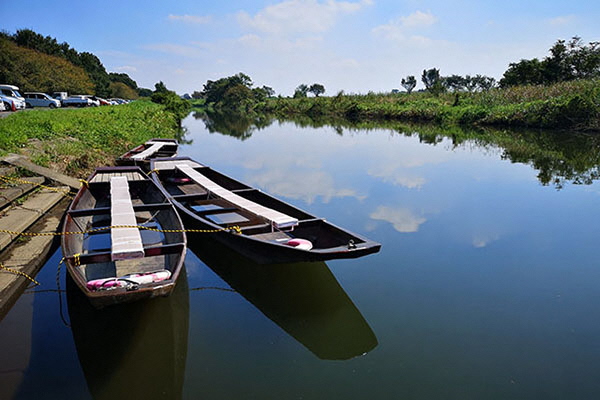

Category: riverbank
[0, 101, 183, 178]
[262, 79, 600, 132]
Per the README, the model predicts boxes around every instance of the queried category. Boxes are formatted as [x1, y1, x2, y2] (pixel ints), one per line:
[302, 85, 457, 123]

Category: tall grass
[263, 79, 600, 131]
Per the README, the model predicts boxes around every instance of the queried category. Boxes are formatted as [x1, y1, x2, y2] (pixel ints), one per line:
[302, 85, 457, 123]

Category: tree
[421, 68, 444, 96]
[500, 37, 600, 87]
[308, 83, 325, 97]
[108, 72, 138, 90]
[154, 81, 169, 93]
[150, 81, 191, 125]
[442, 74, 466, 92]
[201, 73, 253, 104]
[109, 82, 138, 99]
[294, 84, 309, 98]
[400, 75, 416, 94]
[261, 85, 275, 97]
[137, 88, 153, 97]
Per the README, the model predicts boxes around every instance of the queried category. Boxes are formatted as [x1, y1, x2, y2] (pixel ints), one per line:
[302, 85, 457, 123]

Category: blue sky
[2, 0, 599, 95]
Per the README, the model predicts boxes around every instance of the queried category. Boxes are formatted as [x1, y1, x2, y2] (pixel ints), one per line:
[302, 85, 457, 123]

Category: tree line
[399, 36, 600, 95]
[0, 29, 150, 98]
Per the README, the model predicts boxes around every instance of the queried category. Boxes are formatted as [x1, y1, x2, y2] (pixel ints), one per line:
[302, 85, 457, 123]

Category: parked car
[0, 94, 25, 111]
[24, 92, 62, 108]
[62, 95, 96, 107]
[109, 98, 128, 105]
[52, 92, 68, 105]
[83, 95, 106, 106]
[0, 84, 26, 110]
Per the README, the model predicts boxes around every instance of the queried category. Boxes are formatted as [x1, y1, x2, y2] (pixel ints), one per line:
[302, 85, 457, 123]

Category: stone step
[0, 167, 16, 176]
[2, 154, 79, 190]
[0, 186, 68, 252]
[0, 177, 45, 210]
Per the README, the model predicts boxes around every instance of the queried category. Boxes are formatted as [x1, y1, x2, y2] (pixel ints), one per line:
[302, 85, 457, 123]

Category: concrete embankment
[0, 155, 76, 320]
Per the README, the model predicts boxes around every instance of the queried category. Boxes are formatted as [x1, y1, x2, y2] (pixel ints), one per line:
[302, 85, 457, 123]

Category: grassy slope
[0, 101, 181, 177]
[264, 79, 600, 132]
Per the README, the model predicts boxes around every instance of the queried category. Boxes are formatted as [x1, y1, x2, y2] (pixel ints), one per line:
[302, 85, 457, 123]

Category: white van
[24, 92, 62, 108]
[0, 84, 26, 110]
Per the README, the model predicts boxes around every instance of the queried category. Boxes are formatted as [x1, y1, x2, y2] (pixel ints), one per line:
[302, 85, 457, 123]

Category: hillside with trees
[0, 37, 95, 94]
[0, 29, 149, 98]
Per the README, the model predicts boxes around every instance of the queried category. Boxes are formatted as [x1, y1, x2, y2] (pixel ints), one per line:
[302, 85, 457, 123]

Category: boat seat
[110, 176, 144, 261]
[131, 141, 165, 160]
[176, 164, 299, 229]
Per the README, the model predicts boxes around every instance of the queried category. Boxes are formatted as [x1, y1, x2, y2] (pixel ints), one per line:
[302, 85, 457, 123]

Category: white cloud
[399, 10, 437, 28]
[168, 14, 212, 24]
[237, 0, 373, 35]
[114, 65, 137, 72]
[547, 15, 575, 26]
[370, 206, 426, 233]
[372, 10, 437, 43]
[472, 234, 500, 248]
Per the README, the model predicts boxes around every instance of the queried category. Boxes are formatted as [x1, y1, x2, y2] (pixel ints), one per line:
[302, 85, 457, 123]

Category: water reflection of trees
[193, 111, 274, 140]
[197, 112, 600, 189]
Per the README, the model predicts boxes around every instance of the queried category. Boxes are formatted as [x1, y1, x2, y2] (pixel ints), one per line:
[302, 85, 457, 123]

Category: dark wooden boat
[150, 157, 381, 264]
[116, 138, 178, 167]
[61, 166, 186, 308]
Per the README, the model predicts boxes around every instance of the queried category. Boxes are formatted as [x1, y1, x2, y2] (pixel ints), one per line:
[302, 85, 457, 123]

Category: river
[1, 113, 600, 399]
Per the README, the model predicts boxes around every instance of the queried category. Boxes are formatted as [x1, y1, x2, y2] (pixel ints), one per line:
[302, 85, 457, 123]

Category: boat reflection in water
[189, 237, 378, 360]
[67, 266, 189, 400]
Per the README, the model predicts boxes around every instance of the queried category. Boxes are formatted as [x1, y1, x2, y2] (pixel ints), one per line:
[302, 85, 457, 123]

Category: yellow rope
[0, 263, 40, 286]
[73, 253, 81, 267]
[147, 169, 160, 175]
[78, 179, 89, 188]
[0, 224, 242, 237]
[0, 175, 72, 197]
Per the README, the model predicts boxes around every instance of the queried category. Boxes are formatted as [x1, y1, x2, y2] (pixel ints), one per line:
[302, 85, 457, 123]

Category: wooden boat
[116, 138, 178, 167]
[61, 166, 186, 308]
[150, 157, 381, 264]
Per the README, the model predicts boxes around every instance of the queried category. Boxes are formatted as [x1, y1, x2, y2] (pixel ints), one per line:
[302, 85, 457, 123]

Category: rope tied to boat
[0, 262, 40, 286]
[78, 179, 89, 188]
[147, 169, 160, 175]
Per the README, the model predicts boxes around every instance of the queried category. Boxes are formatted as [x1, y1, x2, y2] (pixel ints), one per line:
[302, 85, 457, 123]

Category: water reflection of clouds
[369, 205, 426, 233]
[471, 233, 500, 248]
[247, 168, 365, 204]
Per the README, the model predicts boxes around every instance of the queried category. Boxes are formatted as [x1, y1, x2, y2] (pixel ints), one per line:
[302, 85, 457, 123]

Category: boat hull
[61, 166, 186, 308]
[150, 157, 380, 264]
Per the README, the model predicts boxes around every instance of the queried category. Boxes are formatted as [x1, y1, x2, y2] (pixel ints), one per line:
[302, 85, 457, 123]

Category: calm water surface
[1, 114, 600, 399]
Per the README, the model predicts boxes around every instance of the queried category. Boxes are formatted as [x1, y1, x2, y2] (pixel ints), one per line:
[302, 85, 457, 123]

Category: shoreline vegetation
[260, 78, 600, 132]
[0, 101, 184, 177]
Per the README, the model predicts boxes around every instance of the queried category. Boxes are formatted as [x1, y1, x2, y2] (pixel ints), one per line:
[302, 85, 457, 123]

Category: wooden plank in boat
[116, 255, 166, 276]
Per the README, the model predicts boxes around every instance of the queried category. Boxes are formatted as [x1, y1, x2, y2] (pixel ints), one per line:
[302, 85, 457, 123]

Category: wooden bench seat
[176, 164, 298, 229]
[110, 176, 144, 261]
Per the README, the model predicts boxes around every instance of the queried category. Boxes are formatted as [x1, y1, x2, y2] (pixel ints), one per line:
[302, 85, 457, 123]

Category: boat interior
[63, 169, 185, 284]
[155, 163, 366, 250]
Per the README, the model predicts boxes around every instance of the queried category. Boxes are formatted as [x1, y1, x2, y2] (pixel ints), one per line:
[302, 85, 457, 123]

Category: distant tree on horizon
[308, 83, 325, 97]
[294, 84, 309, 98]
[421, 68, 444, 96]
[400, 75, 417, 93]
